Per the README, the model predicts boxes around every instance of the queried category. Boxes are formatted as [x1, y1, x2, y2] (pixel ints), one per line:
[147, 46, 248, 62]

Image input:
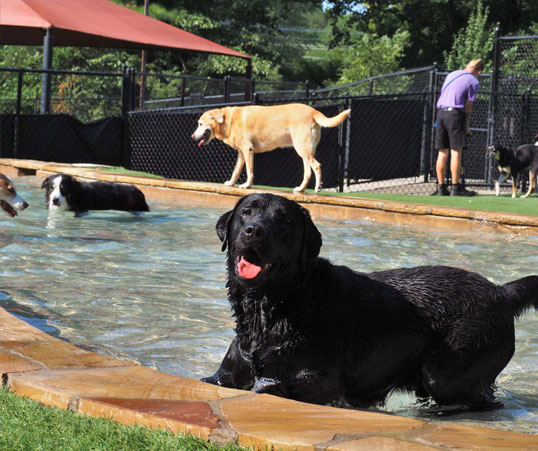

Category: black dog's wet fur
[202, 193, 538, 411]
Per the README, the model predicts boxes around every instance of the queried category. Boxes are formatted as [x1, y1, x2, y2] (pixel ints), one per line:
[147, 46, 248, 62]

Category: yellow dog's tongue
[238, 256, 262, 279]
[197, 139, 205, 147]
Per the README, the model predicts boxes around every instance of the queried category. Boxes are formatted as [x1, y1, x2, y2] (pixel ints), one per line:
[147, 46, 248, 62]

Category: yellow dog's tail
[313, 109, 351, 128]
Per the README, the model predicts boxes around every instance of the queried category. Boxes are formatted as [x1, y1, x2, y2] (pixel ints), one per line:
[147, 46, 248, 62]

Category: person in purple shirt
[434, 59, 484, 196]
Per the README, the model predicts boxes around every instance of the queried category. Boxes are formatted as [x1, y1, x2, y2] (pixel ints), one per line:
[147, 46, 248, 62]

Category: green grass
[0, 387, 245, 451]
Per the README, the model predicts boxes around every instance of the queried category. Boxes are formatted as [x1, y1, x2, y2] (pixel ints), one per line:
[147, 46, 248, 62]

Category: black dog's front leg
[201, 337, 255, 390]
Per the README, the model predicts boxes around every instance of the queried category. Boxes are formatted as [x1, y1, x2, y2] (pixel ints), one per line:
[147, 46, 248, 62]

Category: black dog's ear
[41, 177, 52, 190]
[300, 205, 322, 260]
[216, 209, 234, 252]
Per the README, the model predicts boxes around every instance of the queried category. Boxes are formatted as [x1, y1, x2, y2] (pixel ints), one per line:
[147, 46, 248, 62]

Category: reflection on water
[1, 177, 537, 434]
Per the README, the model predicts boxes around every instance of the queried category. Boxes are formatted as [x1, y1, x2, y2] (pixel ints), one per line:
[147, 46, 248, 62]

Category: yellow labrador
[191, 103, 351, 193]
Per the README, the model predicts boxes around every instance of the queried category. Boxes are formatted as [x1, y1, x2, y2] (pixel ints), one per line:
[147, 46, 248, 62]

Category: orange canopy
[0, 0, 250, 59]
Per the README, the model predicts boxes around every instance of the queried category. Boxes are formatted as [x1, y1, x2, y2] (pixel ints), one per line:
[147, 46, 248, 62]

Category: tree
[323, 0, 538, 69]
[337, 29, 410, 84]
[444, 1, 497, 71]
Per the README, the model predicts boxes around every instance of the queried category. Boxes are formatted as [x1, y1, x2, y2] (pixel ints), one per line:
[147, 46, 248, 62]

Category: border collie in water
[0, 173, 29, 217]
[41, 174, 149, 215]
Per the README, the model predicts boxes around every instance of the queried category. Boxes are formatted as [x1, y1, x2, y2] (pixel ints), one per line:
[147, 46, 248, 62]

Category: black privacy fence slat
[1, 35, 538, 195]
[0, 114, 124, 165]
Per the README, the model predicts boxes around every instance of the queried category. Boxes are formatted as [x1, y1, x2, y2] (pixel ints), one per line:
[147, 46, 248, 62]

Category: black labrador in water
[202, 193, 538, 411]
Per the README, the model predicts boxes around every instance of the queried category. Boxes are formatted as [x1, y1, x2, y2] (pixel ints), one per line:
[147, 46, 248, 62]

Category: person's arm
[464, 99, 473, 135]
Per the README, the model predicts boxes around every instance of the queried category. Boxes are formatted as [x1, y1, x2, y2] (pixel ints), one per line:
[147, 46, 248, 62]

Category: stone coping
[2, 306, 538, 449]
[1, 158, 538, 234]
[1, 159, 538, 447]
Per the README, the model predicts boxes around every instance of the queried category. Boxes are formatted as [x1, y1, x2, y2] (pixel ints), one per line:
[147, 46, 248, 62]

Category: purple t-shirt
[436, 70, 480, 109]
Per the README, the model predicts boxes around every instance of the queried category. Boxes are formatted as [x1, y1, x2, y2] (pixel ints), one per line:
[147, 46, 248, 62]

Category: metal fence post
[224, 75, 231, 103]
[429, 64, 438, 179]
[181, 77, 186, 106]
[420, 65, 436, 182]
[13, 69, 24, 158]
[121, 65, 130, 117]
[486, 27, 501, 189]
[40, 28, 54, 114]
[342, 95, 352, 192]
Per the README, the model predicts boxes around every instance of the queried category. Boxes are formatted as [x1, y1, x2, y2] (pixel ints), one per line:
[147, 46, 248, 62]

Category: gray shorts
[435, 109, 466, 150]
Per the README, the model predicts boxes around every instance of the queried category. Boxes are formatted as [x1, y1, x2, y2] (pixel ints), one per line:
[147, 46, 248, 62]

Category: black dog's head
[487, 144, 514, 182]
[216, 193, 322, 288]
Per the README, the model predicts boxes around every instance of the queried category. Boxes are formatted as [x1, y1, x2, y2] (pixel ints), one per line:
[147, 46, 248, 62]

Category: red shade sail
[0, 0, 250, 59]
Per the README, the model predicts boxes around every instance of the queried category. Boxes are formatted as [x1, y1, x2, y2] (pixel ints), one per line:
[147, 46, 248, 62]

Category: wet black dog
[41, 174, 149, 215]
[488, 143, 538, 198]
[202, 193, 538, 411]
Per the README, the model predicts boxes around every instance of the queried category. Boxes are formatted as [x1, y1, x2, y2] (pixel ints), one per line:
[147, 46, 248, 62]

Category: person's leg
[433, 149, 450, 195]
[450, 148, 476, 196]
[450, 148, 462, 184]
[436, 149, 449, 184]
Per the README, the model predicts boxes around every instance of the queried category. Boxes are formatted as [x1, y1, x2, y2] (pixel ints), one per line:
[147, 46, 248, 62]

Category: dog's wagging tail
[203, 193, 538, 412]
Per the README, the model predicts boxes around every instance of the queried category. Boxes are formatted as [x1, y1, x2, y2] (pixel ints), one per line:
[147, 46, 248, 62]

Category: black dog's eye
[241, 208, 251, 217]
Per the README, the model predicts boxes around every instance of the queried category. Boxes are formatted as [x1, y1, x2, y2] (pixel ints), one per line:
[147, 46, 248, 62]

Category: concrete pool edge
[1, 158, 538, 234]
[2, 306, 538, 450]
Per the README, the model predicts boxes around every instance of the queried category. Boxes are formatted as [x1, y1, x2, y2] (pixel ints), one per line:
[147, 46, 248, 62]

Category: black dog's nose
[22, 201, 29, 209]
[244, 223, 265, 239]
[52, 198, 60, 206]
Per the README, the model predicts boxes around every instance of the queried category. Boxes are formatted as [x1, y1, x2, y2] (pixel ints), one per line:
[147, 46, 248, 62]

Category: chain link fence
[2, 35, 538, 195]
[488, 36, 538, 194]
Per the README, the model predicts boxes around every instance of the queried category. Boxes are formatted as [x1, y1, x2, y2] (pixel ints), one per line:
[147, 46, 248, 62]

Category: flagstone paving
[1, 159, 538, 449]
[2, 306, 538, 450]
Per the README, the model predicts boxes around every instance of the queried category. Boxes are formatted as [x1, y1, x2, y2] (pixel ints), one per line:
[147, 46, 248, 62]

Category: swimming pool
[1, 176, 537, 434]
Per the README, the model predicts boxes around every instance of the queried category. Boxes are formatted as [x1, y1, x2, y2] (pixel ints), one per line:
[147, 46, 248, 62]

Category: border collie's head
[41, 174, 75, 209]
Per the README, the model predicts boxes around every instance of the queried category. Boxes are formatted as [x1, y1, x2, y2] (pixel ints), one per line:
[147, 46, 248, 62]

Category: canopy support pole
[41, 28, 54, 114]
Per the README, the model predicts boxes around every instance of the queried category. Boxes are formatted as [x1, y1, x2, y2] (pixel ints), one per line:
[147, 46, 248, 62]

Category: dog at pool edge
[191, 103, 350, 193]
[202, 192, 538, 411]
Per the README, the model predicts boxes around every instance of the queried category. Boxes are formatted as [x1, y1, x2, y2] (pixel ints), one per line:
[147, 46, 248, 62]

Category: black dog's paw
[200, 375, 220, 386]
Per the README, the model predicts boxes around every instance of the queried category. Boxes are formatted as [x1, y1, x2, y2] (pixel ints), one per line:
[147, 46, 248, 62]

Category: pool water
[1, 177, 537, 434]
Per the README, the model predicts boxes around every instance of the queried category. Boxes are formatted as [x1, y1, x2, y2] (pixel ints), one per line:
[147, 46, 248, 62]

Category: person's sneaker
[451, 183, 476, 196]
[432, 184, 450, 196]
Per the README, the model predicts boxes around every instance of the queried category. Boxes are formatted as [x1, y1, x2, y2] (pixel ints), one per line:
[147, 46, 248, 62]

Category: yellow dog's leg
[225, 152, 245, 187]
[238, 148, 254, 189]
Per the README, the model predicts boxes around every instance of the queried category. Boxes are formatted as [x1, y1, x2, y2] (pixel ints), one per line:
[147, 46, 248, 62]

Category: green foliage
[337, 29, 410, 84]
[444, 1, 497, 71]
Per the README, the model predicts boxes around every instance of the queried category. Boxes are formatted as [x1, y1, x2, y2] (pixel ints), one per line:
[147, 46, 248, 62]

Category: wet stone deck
[2, 306, 538, 449]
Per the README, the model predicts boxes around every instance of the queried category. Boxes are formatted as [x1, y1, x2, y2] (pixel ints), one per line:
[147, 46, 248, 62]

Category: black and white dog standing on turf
[41, 174, 149, 215]
[202, 193, 538, 412]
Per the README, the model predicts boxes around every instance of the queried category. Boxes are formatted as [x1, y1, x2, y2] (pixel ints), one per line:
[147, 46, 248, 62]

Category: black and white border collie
[41, 174, 149, 215]
[0, 173, 29, 217]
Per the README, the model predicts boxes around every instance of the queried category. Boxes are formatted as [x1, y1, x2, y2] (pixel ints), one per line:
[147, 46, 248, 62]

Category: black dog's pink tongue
[0, 200, 17, 217]
[238, 256, 262, 279]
